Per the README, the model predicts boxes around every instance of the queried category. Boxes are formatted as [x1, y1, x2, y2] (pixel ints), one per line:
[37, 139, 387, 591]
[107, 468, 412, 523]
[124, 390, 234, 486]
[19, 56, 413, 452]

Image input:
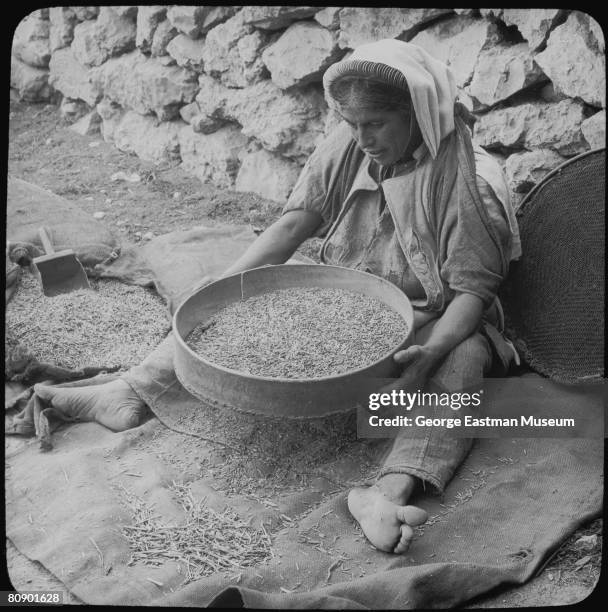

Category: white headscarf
[323, 39, 457, 159]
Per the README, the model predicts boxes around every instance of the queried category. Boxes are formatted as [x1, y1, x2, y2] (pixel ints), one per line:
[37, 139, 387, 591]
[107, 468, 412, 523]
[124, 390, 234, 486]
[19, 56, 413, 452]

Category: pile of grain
[121, 481, 272, 582]
[187, 287, 406, 378]
[5, 271, 170, 370]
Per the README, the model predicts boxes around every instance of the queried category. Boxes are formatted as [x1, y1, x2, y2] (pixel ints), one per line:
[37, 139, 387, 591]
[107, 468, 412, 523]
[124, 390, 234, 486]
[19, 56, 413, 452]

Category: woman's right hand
[222, 209, 323, 277]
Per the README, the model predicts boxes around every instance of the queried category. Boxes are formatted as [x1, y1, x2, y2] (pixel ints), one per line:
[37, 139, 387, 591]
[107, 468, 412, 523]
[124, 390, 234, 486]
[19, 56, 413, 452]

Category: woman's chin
[367, 152, 391, 165]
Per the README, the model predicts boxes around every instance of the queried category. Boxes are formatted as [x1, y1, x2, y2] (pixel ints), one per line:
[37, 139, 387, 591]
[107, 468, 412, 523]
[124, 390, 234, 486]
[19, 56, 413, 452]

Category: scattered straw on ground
[119, 481, 272, 582]
[187, 287, 407, 378]
[5, 271, 170, 370]
[167, 400, 381, 496]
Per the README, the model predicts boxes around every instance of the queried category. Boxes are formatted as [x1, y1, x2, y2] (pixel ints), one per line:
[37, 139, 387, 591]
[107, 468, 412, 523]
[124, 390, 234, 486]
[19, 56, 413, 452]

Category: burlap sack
[6, 176, 120, 270]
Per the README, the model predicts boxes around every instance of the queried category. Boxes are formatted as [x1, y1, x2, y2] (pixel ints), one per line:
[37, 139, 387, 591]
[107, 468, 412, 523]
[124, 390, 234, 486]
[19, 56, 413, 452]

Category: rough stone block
[501, 9, 563, 51]
[113, 111, 182, 163]
[111, 6, 138, 20]
[160, 6, 237, 39]
[90, 51, 198, 121]
[202, 11, 269, 87]
[12, 12, 50, 68]
[238, 83, 327, 160]
[136, 6, 167, 53]
[179, 101, 201, 123]
[200, 6, 239, 34]
[70, 110, 102, 136]
[71, 20, 99, 64]
[410, 16, 501, 88]
[191, 115, 226, 134]
[166, 6, 209, 38]
[72, 7, 99, 22]
[96, 97, 122, 120]
[49, 47, 102, 106]
[193, 74, 232, 133]
[71, 7, 137, 67]
[338, 8, 452, 49]
[179, 124, 249, 188]
[194, 74, 230, 117]
[535, 11, 605, 108]
[237, 31, 266, 65]
[167, 34, 205, 71]
[504, 149, 566, 193]
[150, 19, 178, 57]
[49, 7, 78, 52]
[474, 99, 589, 156]
[468, 43, 546, 107]
[96, 98, 123, 142]
[10, 56, 52, 101]
[240, 6, 318, 30]
[581, 110, 606, 149]
[182, 93, 227, 134]
[314, 7, 341, 30]
[262, 21, 342, 89]
[197, 78, 327, 161]
[236, 147, 303, 202]
[59, 97, 91, 122]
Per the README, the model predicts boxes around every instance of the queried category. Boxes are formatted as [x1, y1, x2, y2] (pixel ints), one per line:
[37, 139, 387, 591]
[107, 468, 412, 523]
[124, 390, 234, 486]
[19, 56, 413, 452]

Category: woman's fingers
[393, 345, 423, 365]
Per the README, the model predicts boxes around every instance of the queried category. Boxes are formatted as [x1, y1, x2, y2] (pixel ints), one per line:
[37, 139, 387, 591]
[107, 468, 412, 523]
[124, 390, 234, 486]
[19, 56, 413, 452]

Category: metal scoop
[32, 227, 91, 296]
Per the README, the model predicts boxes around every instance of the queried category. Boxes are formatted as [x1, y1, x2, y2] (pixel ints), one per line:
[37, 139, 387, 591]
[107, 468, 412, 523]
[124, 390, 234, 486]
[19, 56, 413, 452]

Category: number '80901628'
[4, 591, 63, 605]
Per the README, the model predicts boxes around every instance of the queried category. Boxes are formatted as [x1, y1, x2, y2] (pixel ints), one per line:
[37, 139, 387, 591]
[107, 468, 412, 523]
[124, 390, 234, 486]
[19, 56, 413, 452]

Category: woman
[36, 39, 520, 554]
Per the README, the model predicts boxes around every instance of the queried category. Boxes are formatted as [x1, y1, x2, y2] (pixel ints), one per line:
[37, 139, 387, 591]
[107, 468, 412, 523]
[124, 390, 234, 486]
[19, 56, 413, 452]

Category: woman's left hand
[381, 345, 442, 393]
[382, 292, 486, 394]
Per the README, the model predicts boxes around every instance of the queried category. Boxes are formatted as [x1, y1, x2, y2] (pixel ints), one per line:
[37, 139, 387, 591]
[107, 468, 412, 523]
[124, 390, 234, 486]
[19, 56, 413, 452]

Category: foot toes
[33, 383, 54, 401]
[394, 523, 414, 554]
[396, 505, 428, 526]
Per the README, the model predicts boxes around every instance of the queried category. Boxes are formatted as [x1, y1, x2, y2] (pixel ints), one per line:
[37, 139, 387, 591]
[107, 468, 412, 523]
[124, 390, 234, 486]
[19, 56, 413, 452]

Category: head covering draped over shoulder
[323, 39, 457, 159]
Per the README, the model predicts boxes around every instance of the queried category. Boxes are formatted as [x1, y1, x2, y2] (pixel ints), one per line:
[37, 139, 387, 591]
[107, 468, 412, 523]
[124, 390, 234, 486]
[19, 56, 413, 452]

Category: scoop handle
[38, 227, 55, 255]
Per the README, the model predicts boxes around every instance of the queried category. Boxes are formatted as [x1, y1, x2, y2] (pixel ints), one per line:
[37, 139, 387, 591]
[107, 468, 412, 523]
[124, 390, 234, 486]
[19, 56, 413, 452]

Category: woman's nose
[356, 126, 374, 148]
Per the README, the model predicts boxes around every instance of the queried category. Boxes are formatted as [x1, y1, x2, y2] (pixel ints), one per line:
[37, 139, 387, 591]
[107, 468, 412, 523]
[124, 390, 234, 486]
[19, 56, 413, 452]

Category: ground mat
[4, 182, 603, 607]
[5, 339, 602, 607]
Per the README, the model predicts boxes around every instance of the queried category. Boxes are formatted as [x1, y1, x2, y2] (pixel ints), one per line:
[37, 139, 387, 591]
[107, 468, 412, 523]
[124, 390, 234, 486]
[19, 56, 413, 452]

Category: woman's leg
[348, 323, 493, 553]
[377, 329, 492, 489]
[32, 334, 177, 430]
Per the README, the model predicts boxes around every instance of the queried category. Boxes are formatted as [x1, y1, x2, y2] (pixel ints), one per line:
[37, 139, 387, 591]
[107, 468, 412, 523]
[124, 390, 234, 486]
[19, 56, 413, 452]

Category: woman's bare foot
[347, 473, 428, 553]
[34, 379, 148, 431]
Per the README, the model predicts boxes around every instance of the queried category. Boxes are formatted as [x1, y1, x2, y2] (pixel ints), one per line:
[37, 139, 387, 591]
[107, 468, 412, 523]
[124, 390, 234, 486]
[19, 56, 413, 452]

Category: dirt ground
[5, 99, 603, 606]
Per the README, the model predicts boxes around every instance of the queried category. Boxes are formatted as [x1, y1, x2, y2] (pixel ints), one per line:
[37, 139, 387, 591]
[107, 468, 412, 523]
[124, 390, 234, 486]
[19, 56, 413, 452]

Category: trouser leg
[122, 333, 178, 406]
[378, 321, 493, 492]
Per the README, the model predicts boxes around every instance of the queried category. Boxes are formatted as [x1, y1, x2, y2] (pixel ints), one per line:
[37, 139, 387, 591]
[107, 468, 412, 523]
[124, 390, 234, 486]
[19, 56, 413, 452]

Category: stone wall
[11, 7, 605, 205]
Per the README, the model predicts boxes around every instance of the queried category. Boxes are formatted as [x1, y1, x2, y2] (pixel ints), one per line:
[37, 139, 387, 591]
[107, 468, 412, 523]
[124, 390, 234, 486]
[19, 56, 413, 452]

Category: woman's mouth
[365, 149, 384, 157]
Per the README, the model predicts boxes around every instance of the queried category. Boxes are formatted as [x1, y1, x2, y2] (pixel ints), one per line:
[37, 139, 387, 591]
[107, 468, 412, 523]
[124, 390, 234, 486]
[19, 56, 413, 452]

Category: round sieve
[173, 264, 414, 418]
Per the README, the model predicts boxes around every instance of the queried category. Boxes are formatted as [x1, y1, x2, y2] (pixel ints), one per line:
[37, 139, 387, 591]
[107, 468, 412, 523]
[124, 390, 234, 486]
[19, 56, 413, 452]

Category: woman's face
[339, 106, 416, 167]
